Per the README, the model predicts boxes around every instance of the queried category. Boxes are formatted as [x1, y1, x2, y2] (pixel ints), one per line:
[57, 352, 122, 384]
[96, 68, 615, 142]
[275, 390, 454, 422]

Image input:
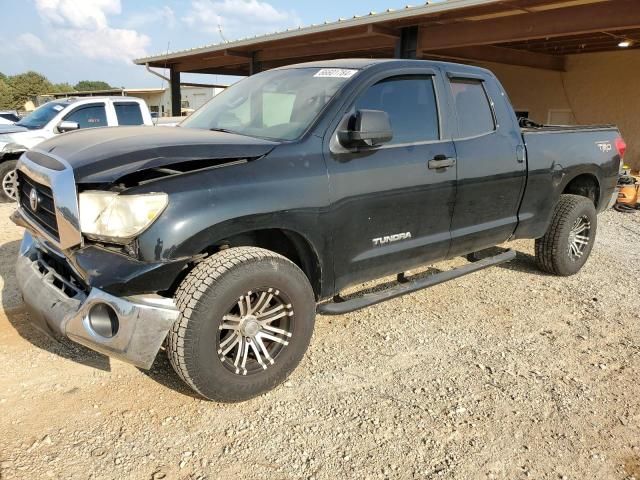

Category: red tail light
[615, 137, 627, 158]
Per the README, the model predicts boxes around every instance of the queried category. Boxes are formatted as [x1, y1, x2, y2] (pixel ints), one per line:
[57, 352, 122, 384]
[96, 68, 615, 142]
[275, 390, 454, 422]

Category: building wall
[126, 87, 225, 117]
[483, 61, 573, 125]
[181, 87, 222, 111]
[162, 87, 224, 116]
[127, 92, 165, 115]
[564, 50, 640, 170]
[482, 49, 640, 169]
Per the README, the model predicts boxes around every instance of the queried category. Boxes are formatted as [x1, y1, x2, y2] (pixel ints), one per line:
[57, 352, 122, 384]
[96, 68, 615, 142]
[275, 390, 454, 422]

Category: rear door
[444, 70, 526, 255]
[326, 68, 457, 292]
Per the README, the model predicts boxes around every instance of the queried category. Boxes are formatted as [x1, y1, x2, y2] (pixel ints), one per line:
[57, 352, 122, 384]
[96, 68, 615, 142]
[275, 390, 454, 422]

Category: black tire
[535, 194, 597, 276]
[0, 160, 18, 203]
[167, 246, 316, 402]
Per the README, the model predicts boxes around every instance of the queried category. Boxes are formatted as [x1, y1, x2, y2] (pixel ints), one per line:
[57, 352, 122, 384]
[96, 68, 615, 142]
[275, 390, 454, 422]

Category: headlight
[79, 191, 168, 243]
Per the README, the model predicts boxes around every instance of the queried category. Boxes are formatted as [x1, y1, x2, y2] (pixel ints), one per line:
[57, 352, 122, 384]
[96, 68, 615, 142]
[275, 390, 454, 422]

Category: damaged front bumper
[16, 231, 179, 369]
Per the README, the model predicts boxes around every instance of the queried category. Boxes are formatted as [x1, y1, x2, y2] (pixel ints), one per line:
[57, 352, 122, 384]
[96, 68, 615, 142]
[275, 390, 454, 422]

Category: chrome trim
[66, 290, 178, 369]
[16, 231, 179, 369]
[17, 149, 82, 249]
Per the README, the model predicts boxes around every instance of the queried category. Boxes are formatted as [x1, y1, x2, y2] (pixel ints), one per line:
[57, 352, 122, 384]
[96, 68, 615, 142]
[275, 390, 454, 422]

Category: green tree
[0, 77, 14, 109]
[7, 71, 53, 109]
[74, 80, 112, 91]
[51, 82, 76, 93]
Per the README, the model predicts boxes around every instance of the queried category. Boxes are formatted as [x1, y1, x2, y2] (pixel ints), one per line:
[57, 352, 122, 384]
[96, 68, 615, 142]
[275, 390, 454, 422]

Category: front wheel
[167, 247, 316, 402]
[535, 194, 597, 276]
[0, 160, 19, 202]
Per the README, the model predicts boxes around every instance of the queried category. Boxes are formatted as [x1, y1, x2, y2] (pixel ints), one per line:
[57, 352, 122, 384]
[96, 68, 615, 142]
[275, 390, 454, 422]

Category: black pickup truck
[12, 59, 625, 402]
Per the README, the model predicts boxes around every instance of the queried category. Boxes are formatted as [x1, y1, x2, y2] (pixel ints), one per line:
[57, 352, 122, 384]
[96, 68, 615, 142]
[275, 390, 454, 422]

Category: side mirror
[57, 120, 79, 133]
[338, 109, 393, 149]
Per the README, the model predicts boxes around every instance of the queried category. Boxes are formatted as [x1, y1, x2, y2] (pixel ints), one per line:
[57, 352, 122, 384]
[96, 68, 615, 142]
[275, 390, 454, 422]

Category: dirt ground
[0, 201, 639, 480]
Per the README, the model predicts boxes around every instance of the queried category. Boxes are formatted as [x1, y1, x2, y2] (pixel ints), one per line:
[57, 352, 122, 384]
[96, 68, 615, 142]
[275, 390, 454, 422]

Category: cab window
[114, 102, 144, 125]
[355, 75, 440, 145]
[449, 79, 495, 138]
[64, 104, 107, 128]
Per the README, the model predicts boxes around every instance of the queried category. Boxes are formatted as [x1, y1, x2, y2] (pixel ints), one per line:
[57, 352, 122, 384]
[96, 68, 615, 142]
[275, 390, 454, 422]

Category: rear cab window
[449, 78, 495, 138]
[114, 102, 144, 126]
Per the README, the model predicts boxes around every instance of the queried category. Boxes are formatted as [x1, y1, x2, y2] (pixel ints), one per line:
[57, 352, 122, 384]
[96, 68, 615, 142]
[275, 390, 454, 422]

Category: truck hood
[0, 126, 50, 153]
[34, 126, 280, 183]
[0, 124, 29, 134]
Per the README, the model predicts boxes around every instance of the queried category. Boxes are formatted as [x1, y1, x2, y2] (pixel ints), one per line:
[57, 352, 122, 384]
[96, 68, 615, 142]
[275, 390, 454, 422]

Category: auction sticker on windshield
[314, 69, 358, 78]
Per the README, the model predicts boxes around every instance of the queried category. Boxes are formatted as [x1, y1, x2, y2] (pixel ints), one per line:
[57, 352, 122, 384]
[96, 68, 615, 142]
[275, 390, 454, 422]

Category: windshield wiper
[209, 128, 267, 140]
[208, 127, 278, 142]
[210, 128, 239, 135]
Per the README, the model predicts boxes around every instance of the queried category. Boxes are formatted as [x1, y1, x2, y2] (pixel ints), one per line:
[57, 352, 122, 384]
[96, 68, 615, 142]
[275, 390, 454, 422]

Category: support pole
[169, 66, 181, 116]
[395, 26, 419, 59]
[249, 53, 261, 76]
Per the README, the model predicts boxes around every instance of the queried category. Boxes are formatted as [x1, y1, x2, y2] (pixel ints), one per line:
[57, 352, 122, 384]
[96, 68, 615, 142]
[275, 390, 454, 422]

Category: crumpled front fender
[0, 142, 27, 158]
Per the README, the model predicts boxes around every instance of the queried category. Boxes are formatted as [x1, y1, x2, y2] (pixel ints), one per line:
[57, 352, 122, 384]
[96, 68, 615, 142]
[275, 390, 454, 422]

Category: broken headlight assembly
[79, 191, 168, 244]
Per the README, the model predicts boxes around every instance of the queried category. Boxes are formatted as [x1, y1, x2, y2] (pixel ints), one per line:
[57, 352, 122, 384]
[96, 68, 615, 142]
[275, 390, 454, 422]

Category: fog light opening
[87, 303, 119, 338]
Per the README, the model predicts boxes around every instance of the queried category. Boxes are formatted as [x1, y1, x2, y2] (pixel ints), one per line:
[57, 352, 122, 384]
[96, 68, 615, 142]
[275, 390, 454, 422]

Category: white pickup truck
[0, 97, 153, 201]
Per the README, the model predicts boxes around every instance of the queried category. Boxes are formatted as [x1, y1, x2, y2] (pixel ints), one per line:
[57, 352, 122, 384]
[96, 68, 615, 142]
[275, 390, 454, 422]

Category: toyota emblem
[29, 188, 39, 212]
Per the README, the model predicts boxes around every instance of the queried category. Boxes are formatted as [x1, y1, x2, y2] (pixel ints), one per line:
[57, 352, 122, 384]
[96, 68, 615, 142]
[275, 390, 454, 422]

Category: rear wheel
[535, 194, 597, 276]
[167, 247, 315, 402]
[0, 160, 18, 202]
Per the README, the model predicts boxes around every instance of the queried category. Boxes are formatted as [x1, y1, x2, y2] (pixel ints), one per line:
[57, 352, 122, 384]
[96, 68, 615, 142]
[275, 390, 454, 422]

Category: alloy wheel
[568, 215, 591, 261]
[217, 288, 294, 376]
[2, 169, 18, 201]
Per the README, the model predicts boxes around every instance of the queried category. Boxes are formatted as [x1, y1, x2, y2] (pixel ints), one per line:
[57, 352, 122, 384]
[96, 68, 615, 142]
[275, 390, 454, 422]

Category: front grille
[17, 170, 60, 240]
[34, 248, 86, 299]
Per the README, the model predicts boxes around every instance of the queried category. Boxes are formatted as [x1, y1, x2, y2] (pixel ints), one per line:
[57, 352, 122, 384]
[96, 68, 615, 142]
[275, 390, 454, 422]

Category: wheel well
[204, 229, 322, 300]
[1, 152, 24, 162]
[563, 174, 600, 207]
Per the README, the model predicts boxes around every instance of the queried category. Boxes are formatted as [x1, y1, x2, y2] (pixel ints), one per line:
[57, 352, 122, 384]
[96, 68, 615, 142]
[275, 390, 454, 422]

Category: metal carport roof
[134, 0, 640, 76]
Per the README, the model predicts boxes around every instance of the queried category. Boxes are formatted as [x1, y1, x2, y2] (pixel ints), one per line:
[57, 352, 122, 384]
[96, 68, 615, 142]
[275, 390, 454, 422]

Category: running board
[317, 249, 516, 315]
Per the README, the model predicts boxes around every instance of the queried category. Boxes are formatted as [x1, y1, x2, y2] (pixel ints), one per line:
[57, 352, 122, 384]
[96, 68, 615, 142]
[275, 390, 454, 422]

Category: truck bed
[514, 123, 622, 240]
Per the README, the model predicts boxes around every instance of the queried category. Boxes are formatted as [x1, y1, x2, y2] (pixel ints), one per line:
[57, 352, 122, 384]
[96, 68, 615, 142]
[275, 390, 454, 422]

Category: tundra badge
[372, 232, 412, 246]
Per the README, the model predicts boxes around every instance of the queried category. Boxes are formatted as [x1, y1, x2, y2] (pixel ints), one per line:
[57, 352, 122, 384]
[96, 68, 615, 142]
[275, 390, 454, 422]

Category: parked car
[0, 97, 153, 201]
[0, 110, 20, 125]
[12, 59, 624, 402]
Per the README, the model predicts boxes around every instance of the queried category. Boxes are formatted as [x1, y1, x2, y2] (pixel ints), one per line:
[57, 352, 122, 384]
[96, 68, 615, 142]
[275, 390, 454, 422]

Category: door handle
[428, 156, 456, 169]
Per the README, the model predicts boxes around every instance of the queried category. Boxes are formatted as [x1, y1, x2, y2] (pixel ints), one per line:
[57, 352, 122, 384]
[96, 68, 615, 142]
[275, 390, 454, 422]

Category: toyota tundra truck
[11, 59, 624, 402]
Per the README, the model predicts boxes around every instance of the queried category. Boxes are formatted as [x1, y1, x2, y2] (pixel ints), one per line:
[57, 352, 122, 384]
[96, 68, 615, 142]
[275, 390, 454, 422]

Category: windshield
[180, 67, 358, 141]
[16, 101, 68, 130]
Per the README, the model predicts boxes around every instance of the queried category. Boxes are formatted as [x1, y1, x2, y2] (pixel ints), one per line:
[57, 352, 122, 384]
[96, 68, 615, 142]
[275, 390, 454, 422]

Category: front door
[326, 72, 457, 292]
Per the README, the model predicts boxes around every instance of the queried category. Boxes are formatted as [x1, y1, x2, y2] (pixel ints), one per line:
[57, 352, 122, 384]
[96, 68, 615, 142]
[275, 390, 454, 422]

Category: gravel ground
[0, 201, 639, 480]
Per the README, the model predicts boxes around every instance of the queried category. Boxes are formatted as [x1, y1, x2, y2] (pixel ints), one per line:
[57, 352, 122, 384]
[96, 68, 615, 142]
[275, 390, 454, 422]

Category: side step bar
[317, 249, 516, 315]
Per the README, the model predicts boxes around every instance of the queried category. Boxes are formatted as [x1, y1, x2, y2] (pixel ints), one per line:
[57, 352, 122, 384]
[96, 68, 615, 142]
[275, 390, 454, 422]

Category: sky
[1, 0, 443, 88]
